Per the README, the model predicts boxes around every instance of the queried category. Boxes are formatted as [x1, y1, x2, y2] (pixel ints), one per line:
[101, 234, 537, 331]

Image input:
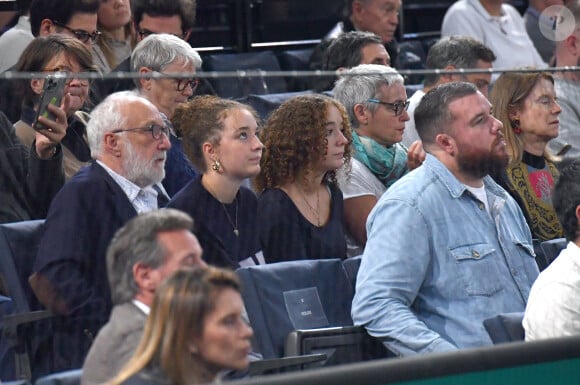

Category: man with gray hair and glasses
[30, 91, 171, 370]
[333, 64, 425, 257]
[131, 33, 202, 196]
[82, 208, 205, 385]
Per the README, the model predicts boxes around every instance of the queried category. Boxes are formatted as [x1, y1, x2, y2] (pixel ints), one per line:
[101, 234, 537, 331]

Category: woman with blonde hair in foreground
[108, 267, 253, 385]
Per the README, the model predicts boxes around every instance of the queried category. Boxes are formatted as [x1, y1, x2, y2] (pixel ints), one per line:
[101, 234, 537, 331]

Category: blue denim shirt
[352, 154, 539, 356]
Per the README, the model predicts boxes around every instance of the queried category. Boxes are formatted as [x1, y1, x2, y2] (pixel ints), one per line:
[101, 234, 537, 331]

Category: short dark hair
[414, 82, 478, 146]
[131, 0, 197, 33]
[423, 36, 496, 87]
[30, 0, 99, 37]
[553, 159, 580, 242]
[325, 31, 384, 71]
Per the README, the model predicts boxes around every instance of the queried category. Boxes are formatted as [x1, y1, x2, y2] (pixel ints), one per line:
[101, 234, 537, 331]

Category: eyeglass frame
[367, 98, 410, 116]
[110, 124, 171, 140]
[152, 71, 200, 92]
[51, 20, 101, 44]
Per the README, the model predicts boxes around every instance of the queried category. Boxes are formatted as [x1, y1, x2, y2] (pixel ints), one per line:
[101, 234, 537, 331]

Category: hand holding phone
[34, 72, 67, 131]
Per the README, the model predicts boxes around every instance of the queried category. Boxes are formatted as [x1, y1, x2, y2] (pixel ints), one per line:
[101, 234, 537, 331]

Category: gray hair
[87, 91, 155, 157]
[106, 208, 195, 305]
[131, 33, 202, 89]
[423, 36, 496, 87]
[333, 64, 404, 128]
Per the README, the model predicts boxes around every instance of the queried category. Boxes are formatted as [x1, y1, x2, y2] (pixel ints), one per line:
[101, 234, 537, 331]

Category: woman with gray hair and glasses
[333, 64, 425, 257]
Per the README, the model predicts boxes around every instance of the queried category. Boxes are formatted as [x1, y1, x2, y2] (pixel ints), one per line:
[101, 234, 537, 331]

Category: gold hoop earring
[211, 159, 222, 172]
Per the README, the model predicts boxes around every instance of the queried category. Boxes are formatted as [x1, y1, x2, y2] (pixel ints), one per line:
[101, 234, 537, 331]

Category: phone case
[34, 73, 66, 130]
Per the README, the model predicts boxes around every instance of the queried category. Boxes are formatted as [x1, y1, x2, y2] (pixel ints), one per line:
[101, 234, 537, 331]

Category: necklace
[204, 180, 239, 237]
[298, 187, 321, 226]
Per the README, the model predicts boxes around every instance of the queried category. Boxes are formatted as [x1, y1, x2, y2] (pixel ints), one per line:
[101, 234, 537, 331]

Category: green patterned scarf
[351, 131, 408, 188]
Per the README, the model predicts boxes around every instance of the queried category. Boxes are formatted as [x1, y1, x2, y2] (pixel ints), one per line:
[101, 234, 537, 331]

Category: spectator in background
[30, 0, 100, 50]
[13, 34, 97, 179]
[352, 82, 538, 356]
[311, 30, 390, 92]
[93, 0, 136, 74]
[82, 209, 205, 385]
[94, 0, 197, 99]
[442, 0, 546, 82]
[29, 91, 171, 371]
[548, 0, 580, 159]
[168, 96, 264, 268]
[0, 0, 33, 73]
[402, 36, 496, 147]
[0, 0, 99, 123]
[333, 64, 424, 257]
[108, 267, 253, 385]
[524, 0, 564, 64]
[310, 0, 401, 78]
[254, 94, 351, 263]
[523, 159, 580, 341]
[490, 71, 564, 241]
[130, 33, 202, 196]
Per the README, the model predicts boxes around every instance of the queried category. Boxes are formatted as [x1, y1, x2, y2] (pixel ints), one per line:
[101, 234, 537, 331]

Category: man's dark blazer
[0, 111, 64, 223]
[31, 161, 138, 371]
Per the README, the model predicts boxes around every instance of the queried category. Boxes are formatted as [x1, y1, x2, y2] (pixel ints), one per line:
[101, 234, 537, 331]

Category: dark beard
[456, 147, 509, 180]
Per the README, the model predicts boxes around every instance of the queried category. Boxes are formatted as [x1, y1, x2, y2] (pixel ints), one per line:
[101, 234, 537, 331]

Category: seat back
[342, 256, 362, 291]
[237, 90, 312, 121]
[34, 369, 82, 385]
[237, 259, 354, 360]
[0, 220, 46, 312]
[540, 238, 567, 268]
[0, 220, 53, 380]
[276, 48, 314, 91]
[483, 312, 525, 344]
[203, 51, 287, 98]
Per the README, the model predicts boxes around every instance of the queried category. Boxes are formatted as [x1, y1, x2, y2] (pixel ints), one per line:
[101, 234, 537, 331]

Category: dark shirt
[0, 111, 64, 223]
[168, 175, 262, 268]
[257, 183, 347, 262]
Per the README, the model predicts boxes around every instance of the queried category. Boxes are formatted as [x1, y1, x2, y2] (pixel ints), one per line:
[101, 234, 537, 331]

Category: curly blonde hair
[254, 94, 352, 192]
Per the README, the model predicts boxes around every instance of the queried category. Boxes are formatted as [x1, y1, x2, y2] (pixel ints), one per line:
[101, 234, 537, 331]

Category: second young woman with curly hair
[254, 94, 352, 262]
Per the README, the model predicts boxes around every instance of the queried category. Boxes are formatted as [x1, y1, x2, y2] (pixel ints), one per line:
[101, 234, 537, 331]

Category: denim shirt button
[478, 203, 485, 210]
[472, 251, 480, 258]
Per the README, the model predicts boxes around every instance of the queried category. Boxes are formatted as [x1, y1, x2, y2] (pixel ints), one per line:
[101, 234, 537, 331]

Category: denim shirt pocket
[450, 243, 503, 296]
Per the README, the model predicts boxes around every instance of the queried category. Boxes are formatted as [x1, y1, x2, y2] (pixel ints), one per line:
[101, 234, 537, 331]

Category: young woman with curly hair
[254, 94, 352, 262]
[168, 95, 265, 268]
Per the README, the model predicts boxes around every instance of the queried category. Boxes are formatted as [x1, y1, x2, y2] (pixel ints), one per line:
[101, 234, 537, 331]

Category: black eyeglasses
[176, 78, 200, 92]
[153, 71, 200, 92]
[367, 98, 410, 116]
[51, 20, 101, 44]
[137, 28, 185, 40]
[111, 124, 170, 140]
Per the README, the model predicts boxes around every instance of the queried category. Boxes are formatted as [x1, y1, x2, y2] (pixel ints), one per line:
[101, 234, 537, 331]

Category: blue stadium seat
[483, 312, 525, 344]
[202, 51, 288, 98]
[342, 256, 362, 291]
[540, 238, 567, 268]
[0, 220, 53, 380]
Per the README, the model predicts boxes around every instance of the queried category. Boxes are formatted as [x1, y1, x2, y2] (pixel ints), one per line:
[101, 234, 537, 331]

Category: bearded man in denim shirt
[352, 82, 539, 356]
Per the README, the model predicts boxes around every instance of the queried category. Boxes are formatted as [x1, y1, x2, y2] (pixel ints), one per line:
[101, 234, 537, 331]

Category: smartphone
[34, 72, 67, 131]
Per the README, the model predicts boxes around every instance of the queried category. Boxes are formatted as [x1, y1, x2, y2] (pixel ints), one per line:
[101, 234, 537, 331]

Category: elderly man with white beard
[29, 91, 171, 371]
